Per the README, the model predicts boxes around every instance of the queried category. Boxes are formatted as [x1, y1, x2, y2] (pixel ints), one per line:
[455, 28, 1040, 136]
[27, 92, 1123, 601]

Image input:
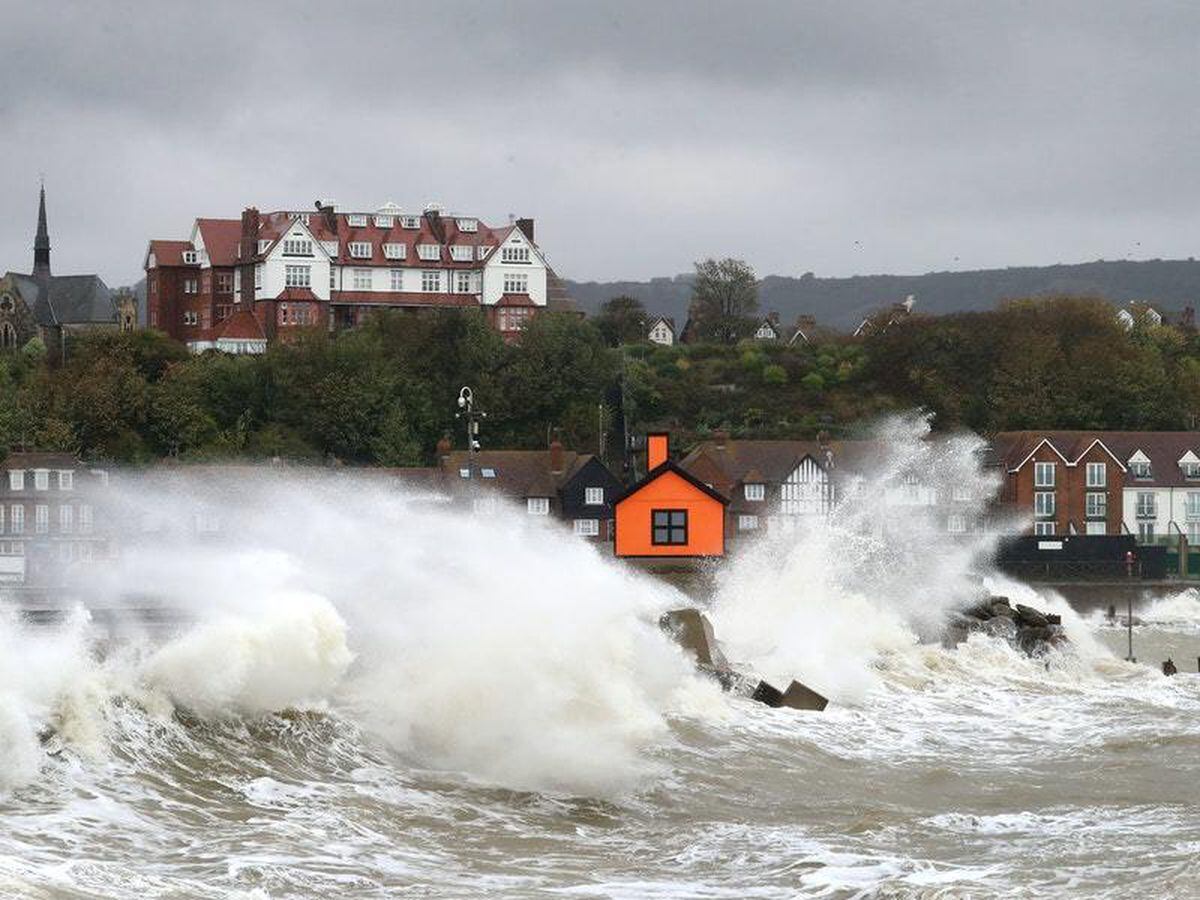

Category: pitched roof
[196, 219, 243, 266]
[440, 448, 591, 500]
[214, 309, 266, 341]
[7, 272, 115, 326]
[991, 430, 1200, 487]
[613, 459, 730, 507]
[147, 240, 195, 267]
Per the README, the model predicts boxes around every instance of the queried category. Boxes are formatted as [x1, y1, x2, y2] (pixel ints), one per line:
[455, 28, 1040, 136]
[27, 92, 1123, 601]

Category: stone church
[0, 185, 121, 359]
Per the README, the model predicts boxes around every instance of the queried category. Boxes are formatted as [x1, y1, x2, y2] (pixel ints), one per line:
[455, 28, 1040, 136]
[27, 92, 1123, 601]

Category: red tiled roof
[991, 430, 1200, 487]
[274, 288, 320, 302]
[196, 219, 242, 267]
[147, 240, 194, 267]
[214, 309, 266, 341]
[495, 293, 538, 307]
[257, 210, 516, 269]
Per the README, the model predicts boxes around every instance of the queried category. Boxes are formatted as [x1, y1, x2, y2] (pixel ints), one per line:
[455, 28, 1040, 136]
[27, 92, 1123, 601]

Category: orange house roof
[613, 460, 728, 558]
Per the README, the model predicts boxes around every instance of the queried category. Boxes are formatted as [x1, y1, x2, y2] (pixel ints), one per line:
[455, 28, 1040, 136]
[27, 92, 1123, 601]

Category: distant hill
[564, 258, 1200, 331]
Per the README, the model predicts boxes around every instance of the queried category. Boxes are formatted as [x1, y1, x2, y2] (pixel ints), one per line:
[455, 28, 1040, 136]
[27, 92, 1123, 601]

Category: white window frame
[383, 243, 406, 260]
[33, 470, 48, 491]
[456, 271, 474, 294]
[389, 269, 404, 291]
[254, 265, 262, 289]
[1086, 521, 1106, 535]
[58, 471, 72, 491]
[374, 215, 394, 228]
[183, 278, 198, 294]
[282, 238, 312, 257]
[744, 483, 766, 502]
[527, 497, 550, 516]
[1136, 492, 1157, 518]
[457, 218, 478, 232]
[503, 272, 528, 294]
[1130, 460, 1152, 479]
[347, 214, 368, 227]
[737, 514, 759, 531]
[1034, 521, 1055, 536]
[584, 487, 604, 506]
[947, 514, 967, 534]
[501, 246, 531, 264]
[573, 518, 600, 536]
[1086, 462, 1106, 488]
[348, 241, 372, 259]
[1034, 462, 1056, 488]
[417, 244, 441, 261]
[400, 215, 420, 229]
[1137, 520, 1155, 541]
[353, 269, 373, 291]
[284, 265, 311, 288]
[182, 250, 198, 264]
[477, 245, 492, 260]
[321, 240, 338, 258]
[450, 245, 473, 261]
[421, 271, 442, 292]
[35, 504, 48, 534]
[1085, 491, 1106, 518]
[1185, 462, 1200, 480]
[1034, 491, 1055, 517]
[8, 470, 23, 491]
[1186, 492, 1200, 520]
[59, 504, 73, 533]
[10, 505, 23, 534]
[257, 239, 271, 254]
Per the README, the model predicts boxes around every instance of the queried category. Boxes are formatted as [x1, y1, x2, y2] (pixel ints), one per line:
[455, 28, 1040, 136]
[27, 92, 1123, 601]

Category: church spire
[33, 181, 51, 282]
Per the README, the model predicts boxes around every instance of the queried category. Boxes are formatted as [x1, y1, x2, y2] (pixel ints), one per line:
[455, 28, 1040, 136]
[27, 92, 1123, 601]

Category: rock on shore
[944, 596, 1068, 656]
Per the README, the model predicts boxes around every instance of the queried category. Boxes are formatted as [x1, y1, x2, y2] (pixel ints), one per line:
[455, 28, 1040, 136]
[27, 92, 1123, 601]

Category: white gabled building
[646, 315, 675, 346]
[145, 201, 555, 350]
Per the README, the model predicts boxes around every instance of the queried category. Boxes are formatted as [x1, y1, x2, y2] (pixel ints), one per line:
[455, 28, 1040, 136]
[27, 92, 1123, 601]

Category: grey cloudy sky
[1, 0, 1198, 287]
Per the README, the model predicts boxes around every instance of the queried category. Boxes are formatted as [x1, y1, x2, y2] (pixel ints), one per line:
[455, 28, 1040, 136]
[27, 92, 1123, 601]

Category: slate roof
[6, 272, 116, 327]
[440, 449, 591, 501]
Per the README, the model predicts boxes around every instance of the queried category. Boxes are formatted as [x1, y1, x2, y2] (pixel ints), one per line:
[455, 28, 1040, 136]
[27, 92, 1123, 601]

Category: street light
[454, 387, 488, 499]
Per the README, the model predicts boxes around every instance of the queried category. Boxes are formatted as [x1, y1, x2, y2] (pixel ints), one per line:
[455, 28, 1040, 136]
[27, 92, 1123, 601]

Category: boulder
[659, 608, 730, 672]
[1015, 604, 1049, 628]
[990, 599, 1016, 619]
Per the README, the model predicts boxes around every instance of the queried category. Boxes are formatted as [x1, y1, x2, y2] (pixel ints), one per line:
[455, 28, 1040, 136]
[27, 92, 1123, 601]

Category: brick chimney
[238, 207, 260, 306]
[315, 199, 337, 233]
[424, 205, 446, 244]
[647, 433, 669, 471]
[549, 437, 564, 474]
[714, 429, 729, 450]
[436, 433, 452, 468]
[516, 217, 535, 242]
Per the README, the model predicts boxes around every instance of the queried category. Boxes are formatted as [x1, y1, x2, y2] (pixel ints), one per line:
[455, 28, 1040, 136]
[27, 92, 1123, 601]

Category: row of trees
[0, 294, 1195, 466]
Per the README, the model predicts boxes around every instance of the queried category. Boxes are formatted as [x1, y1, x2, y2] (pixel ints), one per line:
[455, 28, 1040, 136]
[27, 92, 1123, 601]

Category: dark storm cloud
[1, 0, 1198, 286]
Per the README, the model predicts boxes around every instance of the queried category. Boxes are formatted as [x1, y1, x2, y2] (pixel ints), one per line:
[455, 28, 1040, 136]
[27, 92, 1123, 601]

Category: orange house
[614, 433, 729, 558]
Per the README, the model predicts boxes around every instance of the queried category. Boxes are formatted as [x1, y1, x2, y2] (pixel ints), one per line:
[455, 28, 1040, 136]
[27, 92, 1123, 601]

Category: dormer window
[450, 246, 473, 261]
[1130, 460, 1152, 479]
[383, 243, 406, 260]
[501, 246, 531, 264]
[481, 468, 496, 478]
[459, 468, 470, 479]
[400, 215, 420, 229]
[744, 483, 766, 501]
[257, 240, 270, 254]
[375, 215, 394, 228]
[417, 244, 441, 261]
[477, 245, 492, 260]
[182, 250, 198, 264]
[322, 240, 339, 257]
[1184, 462, 1200, 480]
[348, 242, 372, 259]
[457, 218, 478, 232]
[347, 214, 368, 227]
[283, 238, 313, 256]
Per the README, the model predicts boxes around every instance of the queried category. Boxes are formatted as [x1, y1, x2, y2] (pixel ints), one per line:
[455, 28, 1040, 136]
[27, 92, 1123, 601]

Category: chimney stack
[436, 433, 452, 467]
[549, 437, 564, 474]
[238, 207, 260, 306]
[647, 433, 669, 471]
[714, 429, 729, 450]
[516, 217, 535, 243]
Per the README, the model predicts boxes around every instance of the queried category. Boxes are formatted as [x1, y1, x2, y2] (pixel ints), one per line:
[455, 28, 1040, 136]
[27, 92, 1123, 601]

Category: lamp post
[455, 386, 487, 502]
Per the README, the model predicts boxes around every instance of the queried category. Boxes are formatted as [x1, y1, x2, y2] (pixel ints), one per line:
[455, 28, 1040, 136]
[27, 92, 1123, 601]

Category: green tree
[593, 295, 649, 346]
[688, 258, 759, 345]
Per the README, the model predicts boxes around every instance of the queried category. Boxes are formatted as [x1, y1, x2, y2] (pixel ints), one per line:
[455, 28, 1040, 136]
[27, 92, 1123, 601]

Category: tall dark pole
[456, 386, 486, 503]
